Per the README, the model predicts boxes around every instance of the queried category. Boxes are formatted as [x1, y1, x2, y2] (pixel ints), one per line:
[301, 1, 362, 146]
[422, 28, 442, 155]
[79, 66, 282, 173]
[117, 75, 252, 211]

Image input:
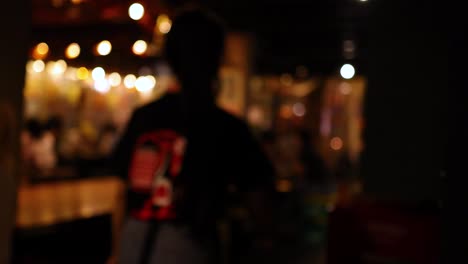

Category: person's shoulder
[215, 107, 248, 129]
[133, 93, 180, 117]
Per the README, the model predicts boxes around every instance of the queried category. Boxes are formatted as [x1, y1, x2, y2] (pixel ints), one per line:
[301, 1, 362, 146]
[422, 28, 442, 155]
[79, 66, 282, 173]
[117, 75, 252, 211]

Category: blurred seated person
[44, 115, 63, 148]
[21, 118, 57, 178]
[98, 123, 119, 157]
[299, 130, 328, 187]
[76, 120, 100, 159]
[59, 127, 81, 160]
[21, 119, 41, 163]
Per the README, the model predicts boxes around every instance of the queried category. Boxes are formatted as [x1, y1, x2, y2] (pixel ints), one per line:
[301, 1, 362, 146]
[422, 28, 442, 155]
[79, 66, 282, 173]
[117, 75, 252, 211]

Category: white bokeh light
[97, 40, 112, 56]
[146, 75, 156, 88]
[124, 74, 137, 89]
[108, 72, 122, 87]
[129, 3, 145, 21]
[132, 40, 148, 55]
[340, 64, 355, 79]
[135, 76, 155, 93]
[50, 60, 67, 75]
[94, 79, 110, 94]
[92, 67, 106, 81]
[32, 60, 45, 73]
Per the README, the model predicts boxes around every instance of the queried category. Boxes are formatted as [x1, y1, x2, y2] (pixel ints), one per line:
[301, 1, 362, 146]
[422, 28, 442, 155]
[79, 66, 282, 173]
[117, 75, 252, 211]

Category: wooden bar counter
[16, 176, 125, 254]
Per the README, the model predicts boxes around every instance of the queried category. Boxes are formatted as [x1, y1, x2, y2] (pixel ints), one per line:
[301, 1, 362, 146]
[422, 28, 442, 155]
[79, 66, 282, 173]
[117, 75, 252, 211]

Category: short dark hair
[164, 9, 225, 79]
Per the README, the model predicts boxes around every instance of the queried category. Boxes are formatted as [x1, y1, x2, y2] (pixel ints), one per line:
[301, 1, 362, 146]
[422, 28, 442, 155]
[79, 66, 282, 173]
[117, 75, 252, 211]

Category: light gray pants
[118, 218, 215, 264]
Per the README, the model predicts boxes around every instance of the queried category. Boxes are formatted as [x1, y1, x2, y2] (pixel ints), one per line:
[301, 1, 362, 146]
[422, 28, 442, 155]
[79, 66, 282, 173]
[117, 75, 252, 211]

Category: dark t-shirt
[112, 93, 274, 233]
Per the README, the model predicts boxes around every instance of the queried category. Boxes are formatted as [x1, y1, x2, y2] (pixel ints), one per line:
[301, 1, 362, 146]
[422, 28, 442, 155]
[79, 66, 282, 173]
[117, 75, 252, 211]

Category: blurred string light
[135, 76, 155, 93]
[320, 109, 332, 137]
[247, 105, 264, 125]
[65, 67, 78, 80]
[96, 40, 112, 56]
[94, 79, 110, 94]
[92, 67, 106, 81]
[108, 72, 122, 87]
[25, 59, 160, 95]
[66, 43, 81, 59]
[33, 42, 49, 59]
[330, 137, 343, 151]
[280, 105, 293, 119]
[137, 76, 157, 92]
[146, 75, 156, 87]
[132, 40, 148, 55]
[129, 3, 145, 21]
[343, 40, 355, 59]
[343, 40, 355, 53]
[32, 60, 45, 73]
[48, 60, 67, 75]
[26, 61, 34, 73]
[292, 102, 306, 117]
[340, 64, 355, 79]
[339, 82, 352, 95]
[46, 61, 55, 74]
[36, 43, 49, 56]
[76, 67, 89, 80]
[157, 14, 172, 34]
[124, 74, 137, 89]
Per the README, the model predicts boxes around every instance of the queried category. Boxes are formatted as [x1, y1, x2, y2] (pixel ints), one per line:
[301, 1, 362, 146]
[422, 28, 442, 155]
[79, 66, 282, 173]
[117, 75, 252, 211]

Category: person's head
[165, 8, 225, 88]
[101, 123, 117, 137]
[25, 118, 43, 139]
[45, 116, 62, 135]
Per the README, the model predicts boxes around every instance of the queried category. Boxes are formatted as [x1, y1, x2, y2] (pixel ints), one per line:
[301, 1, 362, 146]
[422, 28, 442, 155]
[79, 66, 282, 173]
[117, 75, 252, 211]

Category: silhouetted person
[112, 8, 274, 264]
[299, 131, 328, 186]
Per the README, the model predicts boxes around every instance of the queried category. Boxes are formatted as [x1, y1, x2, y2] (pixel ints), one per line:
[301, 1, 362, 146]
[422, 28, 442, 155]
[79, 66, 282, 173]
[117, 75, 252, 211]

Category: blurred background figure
[112, 7, 274, 264]
[21, 118, 57, 179]
[97, 123, 119, 157]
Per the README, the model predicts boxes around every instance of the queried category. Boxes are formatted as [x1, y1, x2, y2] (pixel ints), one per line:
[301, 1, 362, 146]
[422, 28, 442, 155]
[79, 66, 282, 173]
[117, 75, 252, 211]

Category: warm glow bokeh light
[330, 137, 344, 151]
[132, 40, 148, 55]
[32, 60, 45, 73]
[66, 43, 81, 59]
[97, 40, 112, 56]
[124, 74, 137, 89]
[109, 72, 122, 87]
[76, 67, 89, 80]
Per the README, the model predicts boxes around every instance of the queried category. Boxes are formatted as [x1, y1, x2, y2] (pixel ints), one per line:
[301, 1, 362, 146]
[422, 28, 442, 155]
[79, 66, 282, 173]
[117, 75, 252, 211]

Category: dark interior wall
[0, 0, 30, 263]
[361, 0, 447, 202]
[194, 0, 361, 75]
[448, 2, 467, 262]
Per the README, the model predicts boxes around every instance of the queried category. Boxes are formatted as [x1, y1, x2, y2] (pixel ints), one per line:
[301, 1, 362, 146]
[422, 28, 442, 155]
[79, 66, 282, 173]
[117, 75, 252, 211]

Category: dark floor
[13, 213, 325, 264]
[12, 188, 328, 264]
[13, 215, 112, 264]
